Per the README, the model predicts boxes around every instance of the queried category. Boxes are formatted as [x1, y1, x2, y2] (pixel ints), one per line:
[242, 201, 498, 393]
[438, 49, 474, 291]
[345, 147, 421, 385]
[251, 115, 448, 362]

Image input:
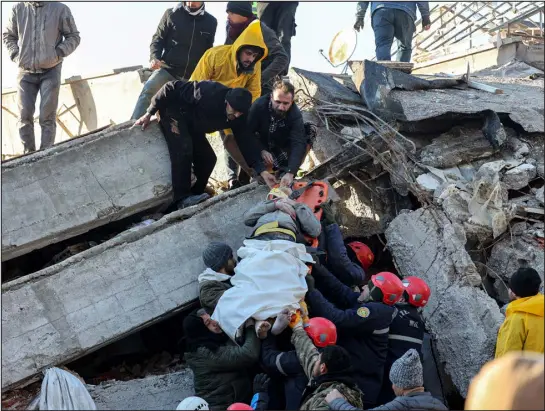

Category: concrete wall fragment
[1, 184, 268, 389]
[385, 208, 504, 397]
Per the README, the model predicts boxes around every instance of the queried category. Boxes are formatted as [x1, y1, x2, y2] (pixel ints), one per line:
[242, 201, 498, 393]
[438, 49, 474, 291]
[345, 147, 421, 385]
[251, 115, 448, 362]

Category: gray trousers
[17, 63, 62, 153]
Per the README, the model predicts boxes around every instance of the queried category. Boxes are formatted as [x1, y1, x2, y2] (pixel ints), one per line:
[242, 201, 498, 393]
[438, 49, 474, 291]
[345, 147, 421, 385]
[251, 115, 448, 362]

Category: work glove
[422, 15, 431, 30]
[354, 18, 364, 32]
[288, 310, 303, 330]
[320, 201, 337, 226]
[253, 373, 270, 394]
[299, 299, 310, 328]
[305, 275, 316, 292]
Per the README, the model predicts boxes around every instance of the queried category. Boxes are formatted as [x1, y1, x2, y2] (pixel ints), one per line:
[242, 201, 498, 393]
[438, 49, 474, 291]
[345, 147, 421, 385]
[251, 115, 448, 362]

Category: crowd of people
[3, 2, 543, 410]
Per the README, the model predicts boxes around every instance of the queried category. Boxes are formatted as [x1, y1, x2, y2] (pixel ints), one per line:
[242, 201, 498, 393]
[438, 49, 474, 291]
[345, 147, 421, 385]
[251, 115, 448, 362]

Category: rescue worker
[260, 317, 337, 410]
[189, 19, 277, 188]
[251, 373, 271, 411]
[354, 2, 431, 62]
[134, 81, 263, 209]
[305, 264, 404, 408]
[256, 2, 298, 73]
[243, 186, 321, 242]
[3, 1, 80, 153]
[199, 242, 236, 313]
[378, 276, 430, 404]
[288, 310, 364, 410]
[326, 349, 447, 410]
[183, 309, 260, 409]
[320, 202, 373, 287]
[176, 396, 210, 410]
[131, 2, 217, 119]
[495, 267, 544, 357]
[224, 1, 289, 95]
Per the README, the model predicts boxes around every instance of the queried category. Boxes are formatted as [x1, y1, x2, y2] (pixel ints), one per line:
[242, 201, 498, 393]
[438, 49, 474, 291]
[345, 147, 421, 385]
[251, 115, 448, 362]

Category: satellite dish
[328, 28, 358, 67]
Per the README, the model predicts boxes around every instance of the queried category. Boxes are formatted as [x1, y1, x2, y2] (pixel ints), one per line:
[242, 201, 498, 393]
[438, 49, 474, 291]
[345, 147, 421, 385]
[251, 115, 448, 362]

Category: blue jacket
[323, 223, 366, 287]
[307, 264, 396, 408]
[356, 2, 430, 22]
[260, 332, 308, 410]
[378, 303, 426, 404]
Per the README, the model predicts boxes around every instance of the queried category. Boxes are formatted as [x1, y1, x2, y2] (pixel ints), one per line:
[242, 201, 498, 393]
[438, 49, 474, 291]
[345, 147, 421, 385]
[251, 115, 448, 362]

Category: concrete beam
[1, 121, 173, 262]
[1, 184, 268, 389]
[87, 369, 195, 410]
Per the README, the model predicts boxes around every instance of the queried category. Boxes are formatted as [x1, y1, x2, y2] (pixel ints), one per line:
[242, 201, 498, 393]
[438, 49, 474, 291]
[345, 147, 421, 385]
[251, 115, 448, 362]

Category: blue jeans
[372, 8, 416, 62]
[131, 68, 176, 120]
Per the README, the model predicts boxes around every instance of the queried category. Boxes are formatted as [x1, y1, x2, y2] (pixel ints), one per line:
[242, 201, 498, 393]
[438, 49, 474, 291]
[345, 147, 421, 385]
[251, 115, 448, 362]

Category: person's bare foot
[255, 320, 271, 339]
[271, 308, 292, 335]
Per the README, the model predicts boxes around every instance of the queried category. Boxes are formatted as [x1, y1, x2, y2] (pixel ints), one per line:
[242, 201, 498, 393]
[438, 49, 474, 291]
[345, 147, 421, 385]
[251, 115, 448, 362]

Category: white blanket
[211, 239, 312, 340]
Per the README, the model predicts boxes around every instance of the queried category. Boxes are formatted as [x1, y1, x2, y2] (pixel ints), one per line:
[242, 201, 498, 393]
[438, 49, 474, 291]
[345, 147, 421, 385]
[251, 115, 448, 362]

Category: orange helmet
[227, 404, 253, 410]
[347, 242, 374, 270]
[370, 272, 404, 305]
[402, 276, 431, 307]
[305, 317, 337, 347]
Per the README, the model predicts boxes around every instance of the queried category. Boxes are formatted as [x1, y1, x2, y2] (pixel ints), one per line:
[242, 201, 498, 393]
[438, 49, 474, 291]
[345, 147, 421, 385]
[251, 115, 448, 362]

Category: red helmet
[402, 276, 431, 307]
[227, 404, 253, 410]
[305, 317, 337, 347]
[371, 272, 404, 305]
[347, 242, 374, 270]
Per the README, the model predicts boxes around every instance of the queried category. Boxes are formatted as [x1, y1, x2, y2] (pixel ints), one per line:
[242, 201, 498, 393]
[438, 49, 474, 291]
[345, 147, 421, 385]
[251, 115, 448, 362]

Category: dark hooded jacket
[150, 3, 217, 79]
[183, 313, 260, 410]
[147, 80, 263, 171]
[323, 223, 366, 286]
[307, 263, 396, 408]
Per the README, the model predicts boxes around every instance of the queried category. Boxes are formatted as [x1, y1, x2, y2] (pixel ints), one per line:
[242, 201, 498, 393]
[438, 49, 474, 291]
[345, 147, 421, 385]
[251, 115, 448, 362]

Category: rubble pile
[290, 59, 544, 399]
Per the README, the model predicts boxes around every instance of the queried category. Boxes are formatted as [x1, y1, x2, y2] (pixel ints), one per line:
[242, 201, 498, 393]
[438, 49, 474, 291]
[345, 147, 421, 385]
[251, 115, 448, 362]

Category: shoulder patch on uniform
[357, 307, 370, 318]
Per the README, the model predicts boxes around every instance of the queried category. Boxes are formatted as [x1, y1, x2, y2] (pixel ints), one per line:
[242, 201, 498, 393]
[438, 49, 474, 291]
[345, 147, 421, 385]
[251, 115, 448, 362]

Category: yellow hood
[507, 294, 544, 317]
[231, 20, 268, 71]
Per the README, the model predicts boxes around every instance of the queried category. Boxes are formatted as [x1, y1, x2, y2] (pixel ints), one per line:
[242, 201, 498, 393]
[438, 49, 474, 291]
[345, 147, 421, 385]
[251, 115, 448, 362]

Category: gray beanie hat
[202, 242, 233, 271]
[389, 349, 423, 390]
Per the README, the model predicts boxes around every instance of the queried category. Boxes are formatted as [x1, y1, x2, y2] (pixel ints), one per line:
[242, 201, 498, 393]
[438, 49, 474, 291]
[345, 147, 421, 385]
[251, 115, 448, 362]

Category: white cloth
[39, 367, 97, 410]
[211, 239, 312, 340]
[198, 268, 232, 284]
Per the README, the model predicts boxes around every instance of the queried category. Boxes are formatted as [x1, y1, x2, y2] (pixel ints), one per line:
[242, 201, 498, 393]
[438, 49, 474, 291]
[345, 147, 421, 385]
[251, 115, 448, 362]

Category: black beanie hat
[225, 88, 252, 113]
[226, 1, 254, 18]
[202, 242, 233, 271]
[509, 267, 542, 298]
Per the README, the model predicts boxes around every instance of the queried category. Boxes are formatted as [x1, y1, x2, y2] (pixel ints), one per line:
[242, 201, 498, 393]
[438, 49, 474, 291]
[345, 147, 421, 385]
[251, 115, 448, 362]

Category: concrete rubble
[87, 369, 194, 410]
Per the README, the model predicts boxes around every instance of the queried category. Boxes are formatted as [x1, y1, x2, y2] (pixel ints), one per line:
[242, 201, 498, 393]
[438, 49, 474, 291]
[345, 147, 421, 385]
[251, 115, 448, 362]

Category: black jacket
[260, 332, 307, 410]
[150, 5, 217, 79]
[378, 303, 425, 404]
[248, 94, 307, 174]
[307, 264, 396, 408]
[148, 80, 262, 170]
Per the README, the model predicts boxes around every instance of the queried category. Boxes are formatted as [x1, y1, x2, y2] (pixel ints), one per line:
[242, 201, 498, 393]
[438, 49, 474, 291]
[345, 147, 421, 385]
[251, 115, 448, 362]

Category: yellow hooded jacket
[190, 19, 268, 103]
[495, 294, 544, 358]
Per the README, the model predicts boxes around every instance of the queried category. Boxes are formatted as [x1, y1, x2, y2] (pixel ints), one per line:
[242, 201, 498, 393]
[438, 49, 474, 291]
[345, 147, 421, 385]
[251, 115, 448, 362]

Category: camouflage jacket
[291, 328, 364, 410]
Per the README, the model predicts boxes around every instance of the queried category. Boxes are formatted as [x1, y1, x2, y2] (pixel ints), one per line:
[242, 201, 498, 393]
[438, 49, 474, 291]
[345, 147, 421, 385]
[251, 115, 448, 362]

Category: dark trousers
[372, 8, 416, 62]
[17, 63, 62, 153]
[257, 2, 298, 73]
[159, 111, 216, 202]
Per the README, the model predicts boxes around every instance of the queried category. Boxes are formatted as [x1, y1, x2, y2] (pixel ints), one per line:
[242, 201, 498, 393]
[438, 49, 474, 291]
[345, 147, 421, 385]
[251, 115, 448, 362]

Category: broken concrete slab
[486, 223, 545, 303]
[1, 122, 172, 262]
[502, 163, 537, 190]
[536, 186, 545, 205]
[419, 127, 495, 169]
[1, 184, 268, 390]
[381, 77, 544, 133]
[385, 208, 503, 397]
[302, 111, 344, 168]
[289, 67, 363, 106]
[88, 370, 194, 410]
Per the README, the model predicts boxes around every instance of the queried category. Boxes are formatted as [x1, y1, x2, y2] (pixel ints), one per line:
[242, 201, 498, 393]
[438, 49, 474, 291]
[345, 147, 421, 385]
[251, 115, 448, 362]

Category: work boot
[228, 179, 242, 190]
[177, 193, 210, 209]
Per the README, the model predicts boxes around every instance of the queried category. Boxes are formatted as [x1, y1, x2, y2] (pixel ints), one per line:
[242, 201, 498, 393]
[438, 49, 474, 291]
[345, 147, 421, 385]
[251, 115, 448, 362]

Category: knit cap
[226, 1, 254, 18]
[225, 88, 253, 113]
[389, 348, 423, 390]
[202, 242, 233, 272]
[509, 267, 542, 298]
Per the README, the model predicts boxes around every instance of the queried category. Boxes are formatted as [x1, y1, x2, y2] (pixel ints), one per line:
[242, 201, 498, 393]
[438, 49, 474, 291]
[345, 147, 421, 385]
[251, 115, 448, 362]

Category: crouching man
[134, 80, 264, 209]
